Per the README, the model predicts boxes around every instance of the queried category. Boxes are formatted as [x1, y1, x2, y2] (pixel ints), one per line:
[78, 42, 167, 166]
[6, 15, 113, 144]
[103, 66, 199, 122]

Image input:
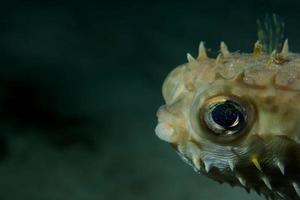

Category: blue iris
[211, 101, 244, 129]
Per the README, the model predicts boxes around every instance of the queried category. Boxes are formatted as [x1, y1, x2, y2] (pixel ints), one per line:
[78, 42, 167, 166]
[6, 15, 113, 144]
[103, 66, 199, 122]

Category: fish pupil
[211, 101, 242, 129]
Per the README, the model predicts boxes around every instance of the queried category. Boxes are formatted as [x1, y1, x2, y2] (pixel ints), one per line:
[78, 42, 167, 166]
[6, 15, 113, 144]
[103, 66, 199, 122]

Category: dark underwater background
[0, 0, 299, 199]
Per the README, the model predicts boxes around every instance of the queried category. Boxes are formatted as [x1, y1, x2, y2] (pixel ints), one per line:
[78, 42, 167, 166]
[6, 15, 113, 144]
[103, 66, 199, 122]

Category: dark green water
[0, 1, 299, 199]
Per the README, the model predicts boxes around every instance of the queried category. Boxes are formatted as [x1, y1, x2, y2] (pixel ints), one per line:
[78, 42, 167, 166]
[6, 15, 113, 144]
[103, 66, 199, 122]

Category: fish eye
[202, 96, 248, 138]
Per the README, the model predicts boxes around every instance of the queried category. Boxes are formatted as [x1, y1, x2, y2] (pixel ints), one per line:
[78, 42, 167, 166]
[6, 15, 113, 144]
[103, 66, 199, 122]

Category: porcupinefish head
[155, 40, 300, 200]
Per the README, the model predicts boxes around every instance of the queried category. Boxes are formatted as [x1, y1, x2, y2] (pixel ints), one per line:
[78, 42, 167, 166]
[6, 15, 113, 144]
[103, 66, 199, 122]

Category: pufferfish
[155, 16, 300, 200]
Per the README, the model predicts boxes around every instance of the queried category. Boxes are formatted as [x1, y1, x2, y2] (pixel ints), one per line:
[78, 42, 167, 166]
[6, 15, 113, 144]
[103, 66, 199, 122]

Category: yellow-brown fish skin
[155, 40, 300, 200]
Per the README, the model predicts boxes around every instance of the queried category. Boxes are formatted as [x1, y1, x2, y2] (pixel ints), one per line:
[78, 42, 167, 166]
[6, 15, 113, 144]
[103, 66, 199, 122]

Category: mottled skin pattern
[155, 40, 300, 200]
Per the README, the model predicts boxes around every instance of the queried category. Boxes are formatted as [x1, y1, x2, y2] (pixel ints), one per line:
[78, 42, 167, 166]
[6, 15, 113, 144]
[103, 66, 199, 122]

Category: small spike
[281, 39, 289, 55]
[276, 160, 285, 175]
[204, 161, 212, 173]
[271, 50, 277, 56]
[253, 40, 262, 56]
[237, 175, 246, 187]
[261, 176, 272, 190]
[197, 41, 207, 59]
[292, 182, 300, 197]
[228, 161, 235, 171]
[267, 50, 277, 64]
[268, 49, 288, 65]
[251, 156, 262, 171]
[220, 41, 231, 57]
[192, 155, 202, 171]
[215, 53, 222, 64]
[187, 53, 196, 63]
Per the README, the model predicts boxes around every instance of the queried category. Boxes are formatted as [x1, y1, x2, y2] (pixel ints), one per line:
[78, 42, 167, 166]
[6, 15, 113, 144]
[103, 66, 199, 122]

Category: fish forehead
[156, 42, 300, 200]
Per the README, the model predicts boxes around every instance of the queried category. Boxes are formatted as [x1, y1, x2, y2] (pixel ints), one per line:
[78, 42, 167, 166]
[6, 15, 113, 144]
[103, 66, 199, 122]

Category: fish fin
[257, 13, 285, 53]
